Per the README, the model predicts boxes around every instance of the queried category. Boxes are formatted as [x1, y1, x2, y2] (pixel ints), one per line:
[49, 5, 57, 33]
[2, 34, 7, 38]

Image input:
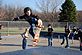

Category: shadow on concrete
[28, 44, 47, 47]
[70, 46, 80, 49]
[0, 44, 21, 46]
[0, 46, 82, 55]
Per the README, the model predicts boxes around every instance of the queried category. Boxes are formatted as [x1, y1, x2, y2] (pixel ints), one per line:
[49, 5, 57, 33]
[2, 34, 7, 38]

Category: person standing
[61, 25, 71, 48]
[71, 26, 77, 44]
[77, 28, 82, 51]
[47, 24, 53, 46]
[0, 24, 2, 40]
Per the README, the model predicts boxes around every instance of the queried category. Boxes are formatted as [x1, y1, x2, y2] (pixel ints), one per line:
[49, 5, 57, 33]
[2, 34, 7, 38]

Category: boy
[47, 24, 53, 46]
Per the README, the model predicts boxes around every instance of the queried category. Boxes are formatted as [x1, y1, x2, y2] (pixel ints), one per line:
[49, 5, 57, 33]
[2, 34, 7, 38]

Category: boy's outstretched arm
[12, 17, 19, 21]
[12, 16, 24, 21]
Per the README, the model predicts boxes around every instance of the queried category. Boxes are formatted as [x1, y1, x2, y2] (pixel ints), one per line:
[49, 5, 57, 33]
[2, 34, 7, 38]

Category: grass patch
[0, 27, 64, 35]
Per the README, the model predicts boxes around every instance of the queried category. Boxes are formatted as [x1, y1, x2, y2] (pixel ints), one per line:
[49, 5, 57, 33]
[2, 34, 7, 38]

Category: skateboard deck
[22, 38, 27, 49]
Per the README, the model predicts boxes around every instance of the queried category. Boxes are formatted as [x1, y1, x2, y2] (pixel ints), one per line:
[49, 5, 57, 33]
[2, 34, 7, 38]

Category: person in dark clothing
[13, 7, 38, 39]
[61, 25, 71, 48]
[13, 7, 41, 47]
[77, 28, 82, 51]
[0, 24, 2, 40]
[78, 29, 82, 41]
[71, 26, 77, 43]
[72, 26, 77, 33]
[47, 24, 53, 46]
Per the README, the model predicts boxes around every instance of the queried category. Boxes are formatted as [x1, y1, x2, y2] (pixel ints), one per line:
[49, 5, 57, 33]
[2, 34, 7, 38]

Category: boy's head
[48, 24, 52, 28]
[24, 7, 32, 16]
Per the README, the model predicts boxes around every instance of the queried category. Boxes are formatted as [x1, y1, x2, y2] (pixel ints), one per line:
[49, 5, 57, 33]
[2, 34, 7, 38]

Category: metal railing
[0, 21, 82, 36]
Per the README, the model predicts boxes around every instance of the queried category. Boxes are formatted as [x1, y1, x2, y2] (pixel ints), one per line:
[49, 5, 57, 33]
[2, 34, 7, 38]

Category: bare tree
[3, 5, 23, 21]
[0, 0, 3, 19]
[0, 3, 23, 21]
[35, 0, 63, 22]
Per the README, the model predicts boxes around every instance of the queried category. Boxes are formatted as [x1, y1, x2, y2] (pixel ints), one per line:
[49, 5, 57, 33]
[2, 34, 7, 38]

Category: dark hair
[24, 7, 32, 14]
[48, 24, 51, 27]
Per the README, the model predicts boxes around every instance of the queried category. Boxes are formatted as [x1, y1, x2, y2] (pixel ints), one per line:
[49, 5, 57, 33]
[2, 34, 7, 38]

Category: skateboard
[22, 38, 27, 49]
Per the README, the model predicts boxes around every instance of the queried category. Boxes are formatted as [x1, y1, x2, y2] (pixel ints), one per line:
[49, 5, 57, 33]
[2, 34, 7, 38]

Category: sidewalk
[0, 35, 82, 55]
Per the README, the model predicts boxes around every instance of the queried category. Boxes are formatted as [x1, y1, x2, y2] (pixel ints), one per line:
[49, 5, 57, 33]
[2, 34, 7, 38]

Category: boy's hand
[12, 17, 19, 21]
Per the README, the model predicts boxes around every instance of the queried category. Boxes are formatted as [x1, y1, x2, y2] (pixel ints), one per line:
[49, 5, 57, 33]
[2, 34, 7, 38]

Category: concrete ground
[0, 35, 82, 55]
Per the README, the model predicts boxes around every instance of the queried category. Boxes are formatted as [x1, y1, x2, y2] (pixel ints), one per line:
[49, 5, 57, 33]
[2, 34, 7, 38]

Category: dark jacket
[47, 28, 53, 36]
[78, 29, 82, 39]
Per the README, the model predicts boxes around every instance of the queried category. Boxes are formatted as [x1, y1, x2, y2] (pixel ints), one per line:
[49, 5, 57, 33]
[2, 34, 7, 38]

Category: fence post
[0, 33, 2, 40]
[58, 35, 60, 42]
[8, 21, 9, 36]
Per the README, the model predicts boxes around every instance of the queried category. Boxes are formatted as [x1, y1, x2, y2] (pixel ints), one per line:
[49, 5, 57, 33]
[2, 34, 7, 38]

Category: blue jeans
[48, 36, 53, 46]
[71, 32, 75, 43]
[61, 34, 69, 47]
[29, 27, 35, 38]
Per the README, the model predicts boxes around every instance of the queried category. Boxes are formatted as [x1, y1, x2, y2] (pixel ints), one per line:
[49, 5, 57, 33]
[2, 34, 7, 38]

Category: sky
[1, 0, 82, 11]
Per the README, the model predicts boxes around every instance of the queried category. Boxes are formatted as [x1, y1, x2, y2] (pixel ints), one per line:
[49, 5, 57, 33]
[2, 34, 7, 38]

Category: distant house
[77, 11, 82, 22]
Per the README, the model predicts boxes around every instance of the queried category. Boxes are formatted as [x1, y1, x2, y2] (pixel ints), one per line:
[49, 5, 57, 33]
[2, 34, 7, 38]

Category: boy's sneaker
[65, 45, 70, 48]
[33, 42, 38, 47]
[61, 42, 64, 45]
[67, 47, 70, 48]
[61, 44, 64, 47]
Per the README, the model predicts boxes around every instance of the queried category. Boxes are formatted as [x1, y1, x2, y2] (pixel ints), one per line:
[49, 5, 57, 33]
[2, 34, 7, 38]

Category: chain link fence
[0, 21, 82, 36]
